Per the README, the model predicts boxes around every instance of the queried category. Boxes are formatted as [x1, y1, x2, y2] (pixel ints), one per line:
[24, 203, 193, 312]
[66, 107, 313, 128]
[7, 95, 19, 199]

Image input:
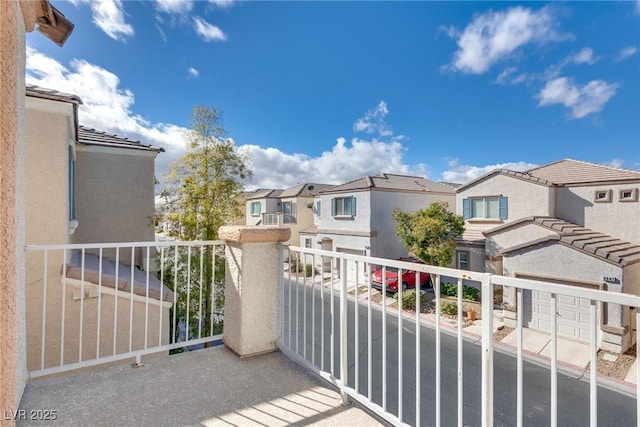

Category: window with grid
[462, 196, 507, 220]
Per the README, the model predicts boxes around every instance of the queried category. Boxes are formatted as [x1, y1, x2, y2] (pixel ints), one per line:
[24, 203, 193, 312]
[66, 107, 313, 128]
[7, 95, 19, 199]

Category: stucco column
[1, 1, 34, 417]
[219, 226, 291, 357]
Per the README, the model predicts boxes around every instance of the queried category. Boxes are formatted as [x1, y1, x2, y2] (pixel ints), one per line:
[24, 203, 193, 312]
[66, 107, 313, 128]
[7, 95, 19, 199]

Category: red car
[370, 264, 432, 292]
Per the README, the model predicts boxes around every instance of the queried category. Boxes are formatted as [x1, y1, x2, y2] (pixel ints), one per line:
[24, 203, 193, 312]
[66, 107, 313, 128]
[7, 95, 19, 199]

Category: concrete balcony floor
[18, 346, 384, 426]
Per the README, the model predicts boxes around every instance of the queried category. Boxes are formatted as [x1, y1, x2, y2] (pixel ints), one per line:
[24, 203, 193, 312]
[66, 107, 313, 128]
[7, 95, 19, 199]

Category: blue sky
[26, 1, 640, 189]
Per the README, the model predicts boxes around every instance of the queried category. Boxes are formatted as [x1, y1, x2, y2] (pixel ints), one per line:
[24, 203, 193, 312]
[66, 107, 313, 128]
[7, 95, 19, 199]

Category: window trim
[250, 201, 261, 216]
[619, 188, 638, 202]
[593, 189, 612, 203]
[331, 196, 356, 218]
[463, 196, 507, 220]
[456, 251, 470, 271]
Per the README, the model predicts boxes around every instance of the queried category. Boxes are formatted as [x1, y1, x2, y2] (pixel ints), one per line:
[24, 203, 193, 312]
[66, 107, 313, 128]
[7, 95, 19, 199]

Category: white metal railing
[261, 213, 296, 225]
[279, 245, 640, 427]
[25, 240, 225, 378]
[262, 213, 280, 225]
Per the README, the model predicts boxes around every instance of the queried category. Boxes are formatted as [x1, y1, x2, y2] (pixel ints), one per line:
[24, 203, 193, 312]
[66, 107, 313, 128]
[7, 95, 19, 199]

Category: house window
[250, 201, 261, 215]
[619, 188, 638, 202]
[331, 196, 356, 217]
[282, 201, 296, 224]
[593, 190, 611, 203]
[463, 196, 507, 220]
[316, 200, 321, 218]
[457, 251, 470, 271]
[304, 238, 312, 248]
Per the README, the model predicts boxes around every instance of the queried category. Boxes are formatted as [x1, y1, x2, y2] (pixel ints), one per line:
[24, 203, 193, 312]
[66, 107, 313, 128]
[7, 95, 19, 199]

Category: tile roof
[457, 229, 485, 245]
[78, 126, 164, 153]
[244, 189, 283, 200]
[279, 183, 332, 198]
[499, 217, 640, 267]
[524, 159, 640, 185]
[320, 173, 456, 194]
[457, 159, 640, 192]
[26, 84, 83, 104]
[456, 169, 554, 192]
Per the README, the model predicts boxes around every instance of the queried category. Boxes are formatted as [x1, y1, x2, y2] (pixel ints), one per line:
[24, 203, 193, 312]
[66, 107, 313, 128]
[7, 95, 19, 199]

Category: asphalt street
[281, 278, 636, 426]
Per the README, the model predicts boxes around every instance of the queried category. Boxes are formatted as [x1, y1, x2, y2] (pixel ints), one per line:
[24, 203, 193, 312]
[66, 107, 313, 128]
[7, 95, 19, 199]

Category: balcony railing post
[482, 273, 494, 427]
[339, 252, 348, 405]
[218, 226, 291, 357]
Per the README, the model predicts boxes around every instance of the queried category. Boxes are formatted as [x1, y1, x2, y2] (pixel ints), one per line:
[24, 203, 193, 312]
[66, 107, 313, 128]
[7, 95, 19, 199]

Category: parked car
[370, 258, 432, 292]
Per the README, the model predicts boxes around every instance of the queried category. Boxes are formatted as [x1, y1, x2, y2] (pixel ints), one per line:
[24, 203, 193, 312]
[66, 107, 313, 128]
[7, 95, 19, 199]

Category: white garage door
[523, 289, 591, 342]
[336, 248, 365, 283]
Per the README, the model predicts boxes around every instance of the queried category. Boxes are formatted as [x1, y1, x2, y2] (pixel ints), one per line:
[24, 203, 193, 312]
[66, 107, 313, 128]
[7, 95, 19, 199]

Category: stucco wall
[486, 223, 559, 257]
[457, 174, 554, 223]
[457, 245, 485, 273]
[555, 184, 640, 243]
[623, 264, 640, 299]
[0, 0, 30, 414]
[319, 191, 372, 232]
[74, 148, 157, 264]
[504, 243, 620, 289]
[24, 101, 73, 245]
[24, 256, 170, 370]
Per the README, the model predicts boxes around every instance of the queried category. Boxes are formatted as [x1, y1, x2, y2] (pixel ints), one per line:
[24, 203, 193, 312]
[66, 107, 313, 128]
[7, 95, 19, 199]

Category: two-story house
[25, 86, 171, 370]
[456, 159, 640, 353]
[301, 173, 457, 280]
[245, 183, 331, 246]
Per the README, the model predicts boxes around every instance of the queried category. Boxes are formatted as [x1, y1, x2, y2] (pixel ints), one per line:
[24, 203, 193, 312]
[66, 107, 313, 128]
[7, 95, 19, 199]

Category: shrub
[304, 263, 314, 277]
[294, 260, 314, 277]
[440, 282, 480, 302]
[441, 300, 458, 315]
[393, 289, 426, 310]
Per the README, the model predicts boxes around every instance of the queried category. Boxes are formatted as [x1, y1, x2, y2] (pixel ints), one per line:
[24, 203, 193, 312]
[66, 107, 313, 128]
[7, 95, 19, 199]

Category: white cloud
[441, 160, 538, 184]
[495, 67, 529, 85]
[155, 0, 193, 14]
[538, 77, 619, 119]
[636, 0, 640, 14]
[71, 0, 134, 42]
[618, 46, 638, 61]
[446, 6, 570, 74]
[209, 0, 235, 9]
[187, 67, 199, 78]
[571, 47, 596, 65]
[244, 137, 427, 189]
[25, 48, 428, 189]
[353, 101, 394, 137]
[607, 158, 624, 168]
[193, 16, 227, 42]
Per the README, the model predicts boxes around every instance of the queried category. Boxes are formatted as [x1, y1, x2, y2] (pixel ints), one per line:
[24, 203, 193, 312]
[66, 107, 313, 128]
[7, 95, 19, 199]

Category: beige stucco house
[24, 85, 171, 371]
[456, 159, 640, 352]
[245, 183, 331, 246]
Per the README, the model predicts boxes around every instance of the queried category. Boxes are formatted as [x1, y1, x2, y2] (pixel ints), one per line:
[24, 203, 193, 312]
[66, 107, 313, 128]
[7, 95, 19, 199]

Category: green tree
[392, 201, 465, 267]
[164, 105, 252, 240]
[161, 106, 252, 348]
